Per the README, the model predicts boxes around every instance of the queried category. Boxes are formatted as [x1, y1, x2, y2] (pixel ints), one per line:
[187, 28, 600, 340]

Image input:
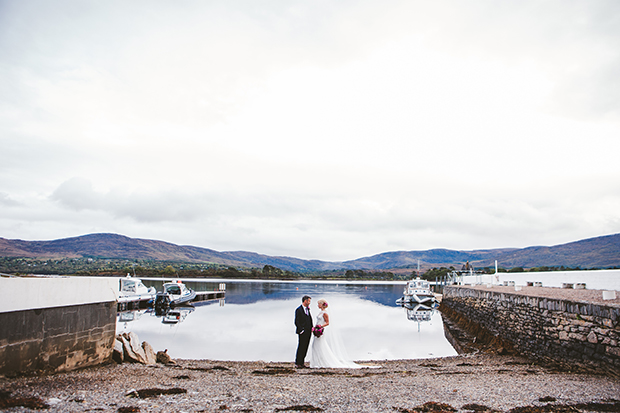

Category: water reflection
[160, 306, 194, 324]
[117, 280, 457, 362]
[118, 308, 147, 324]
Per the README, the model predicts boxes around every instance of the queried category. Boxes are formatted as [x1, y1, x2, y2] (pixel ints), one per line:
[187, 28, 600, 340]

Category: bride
[310, 299, 362, 369]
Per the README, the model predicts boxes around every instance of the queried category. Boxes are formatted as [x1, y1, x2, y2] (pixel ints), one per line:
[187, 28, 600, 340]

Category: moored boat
[396, 278, 438, 306]
[117, 276, 157, 304]
[155, 280, 197, 310]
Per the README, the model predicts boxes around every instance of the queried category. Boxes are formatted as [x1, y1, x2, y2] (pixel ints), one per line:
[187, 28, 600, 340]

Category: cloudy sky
[1, 1, 619, 261]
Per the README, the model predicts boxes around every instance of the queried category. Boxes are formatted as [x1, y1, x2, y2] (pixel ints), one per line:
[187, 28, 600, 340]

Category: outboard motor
[154, 293, 171, 315]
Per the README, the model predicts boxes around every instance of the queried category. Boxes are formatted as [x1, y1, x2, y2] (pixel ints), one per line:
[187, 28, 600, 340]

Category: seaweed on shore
[126, 387, 187, 398]
[509, 400, 620, 413]
[275, 405, 324, 412]
[184, 365, 230, 372]
[118, 407, 140, 413]
[252, 367, 296, 375]
[461, 403, 500, 412]
[393, 401, 457, 412]
[0, 389, 49, 410]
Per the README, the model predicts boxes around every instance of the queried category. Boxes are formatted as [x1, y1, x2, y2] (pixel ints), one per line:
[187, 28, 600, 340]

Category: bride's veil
[322, 304, 356, 365]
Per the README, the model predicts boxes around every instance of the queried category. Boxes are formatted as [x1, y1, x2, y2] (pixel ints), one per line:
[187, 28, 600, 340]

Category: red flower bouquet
[312, 324, 324, 337]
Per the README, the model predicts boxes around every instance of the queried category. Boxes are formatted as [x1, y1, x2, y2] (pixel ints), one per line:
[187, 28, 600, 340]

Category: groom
[294, 295, 313, 368]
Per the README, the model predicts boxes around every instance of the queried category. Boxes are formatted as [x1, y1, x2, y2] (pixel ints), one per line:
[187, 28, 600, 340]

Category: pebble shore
[2, 353, 619, 412]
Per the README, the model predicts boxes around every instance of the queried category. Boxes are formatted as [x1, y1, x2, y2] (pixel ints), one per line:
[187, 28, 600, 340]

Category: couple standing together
[294, 295, 361, 369]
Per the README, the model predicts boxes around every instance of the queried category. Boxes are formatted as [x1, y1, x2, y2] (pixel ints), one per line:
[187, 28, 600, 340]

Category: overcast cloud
[1, 0, 619, 261]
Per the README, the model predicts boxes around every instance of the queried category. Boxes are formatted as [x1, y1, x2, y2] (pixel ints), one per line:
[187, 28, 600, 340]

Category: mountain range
[1, 232, 619, 272]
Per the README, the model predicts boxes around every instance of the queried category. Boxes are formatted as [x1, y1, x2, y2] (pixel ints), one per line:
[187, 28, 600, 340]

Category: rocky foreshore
[1, 353, 619, 413]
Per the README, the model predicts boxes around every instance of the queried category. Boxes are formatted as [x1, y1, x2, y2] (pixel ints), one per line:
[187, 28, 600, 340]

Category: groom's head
[302, 295, 311, 307]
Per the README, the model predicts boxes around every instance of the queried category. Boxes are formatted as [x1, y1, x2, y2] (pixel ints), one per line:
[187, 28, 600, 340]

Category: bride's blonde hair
[317, 299, 328, 308]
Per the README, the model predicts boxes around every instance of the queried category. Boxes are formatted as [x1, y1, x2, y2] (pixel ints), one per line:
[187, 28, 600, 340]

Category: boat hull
[169, 290, 196, 306]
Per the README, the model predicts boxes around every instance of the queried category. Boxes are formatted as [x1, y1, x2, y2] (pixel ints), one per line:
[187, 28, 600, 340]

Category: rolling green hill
[1, 232, 619, 273]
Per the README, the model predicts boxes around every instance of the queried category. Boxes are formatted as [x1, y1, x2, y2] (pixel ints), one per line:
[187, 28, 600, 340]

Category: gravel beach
[1, 353, 619, 413]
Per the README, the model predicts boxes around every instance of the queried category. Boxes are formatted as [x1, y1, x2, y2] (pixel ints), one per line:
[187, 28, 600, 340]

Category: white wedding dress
[310, 310, 361, 369]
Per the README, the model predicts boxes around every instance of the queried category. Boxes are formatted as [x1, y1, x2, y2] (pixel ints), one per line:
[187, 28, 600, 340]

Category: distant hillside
[475, 233, 620, 269]
[343, 234, 620, 270]
[1, 232, 619, 272]
[0, 233, 342, 271]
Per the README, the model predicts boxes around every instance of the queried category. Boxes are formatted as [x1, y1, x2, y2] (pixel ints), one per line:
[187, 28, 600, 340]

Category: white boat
[117, 276, 157, 304]
[155, 280, 197, 309]
[396, 278, 437, 306]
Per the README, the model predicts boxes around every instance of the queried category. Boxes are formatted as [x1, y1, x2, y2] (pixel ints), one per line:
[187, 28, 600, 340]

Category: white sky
[1, 0, 619, 261]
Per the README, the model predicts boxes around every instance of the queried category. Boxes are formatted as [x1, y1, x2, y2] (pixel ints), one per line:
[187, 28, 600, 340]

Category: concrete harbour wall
[442, 286, 620, 375]
[459, 268, 620, 291]
[0, 277, 118, 375]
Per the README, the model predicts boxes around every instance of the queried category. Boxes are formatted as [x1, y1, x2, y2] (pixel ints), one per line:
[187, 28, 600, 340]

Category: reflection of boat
[117, 276, 157, 303]
[161, 306, 194, 324]
[155, 280, 197, 309]
[396, 278, 438, 306]
[118, 309, 148, 323]
[405, 303, 434, 322]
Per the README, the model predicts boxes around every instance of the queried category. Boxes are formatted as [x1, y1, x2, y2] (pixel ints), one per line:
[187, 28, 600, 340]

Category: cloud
[0, 193, 21, 207]
[2, 1, 620, 261]
[44, 174, 620, 260]
[50, 177, 207, 223]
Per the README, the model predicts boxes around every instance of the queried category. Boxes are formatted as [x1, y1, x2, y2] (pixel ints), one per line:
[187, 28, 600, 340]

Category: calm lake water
[116, 279, 457, 362]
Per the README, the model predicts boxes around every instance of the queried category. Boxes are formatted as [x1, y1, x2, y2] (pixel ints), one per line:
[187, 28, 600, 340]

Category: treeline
[343, 269, 409, 280]
[3, 257, 615, 280]
[0, 257, 399, 281]
[0, 257, 301, 279]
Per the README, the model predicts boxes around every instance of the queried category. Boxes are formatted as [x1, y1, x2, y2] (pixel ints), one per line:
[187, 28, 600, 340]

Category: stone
[122, 332, 147, 364]
[587, 331, 598, 344]
[142, 341, 157, 365]
[113, 338, 124, 363]
[606, 346, 620, 357]
[569, 332, 586, 341]
[157, 349, 175, 364]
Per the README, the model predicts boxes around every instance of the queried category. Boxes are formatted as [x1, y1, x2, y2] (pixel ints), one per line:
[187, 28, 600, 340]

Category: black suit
[294, 304, 313, 366]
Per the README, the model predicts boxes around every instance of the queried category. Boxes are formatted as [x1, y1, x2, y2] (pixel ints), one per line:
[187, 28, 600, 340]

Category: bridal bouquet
[312, 324, 324, 337]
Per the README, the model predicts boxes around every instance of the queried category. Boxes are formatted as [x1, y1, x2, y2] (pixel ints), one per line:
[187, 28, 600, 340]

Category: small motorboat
[155, 280, 197, 310]
[117, 276, 157, 304]
[396, 278, 438, 306]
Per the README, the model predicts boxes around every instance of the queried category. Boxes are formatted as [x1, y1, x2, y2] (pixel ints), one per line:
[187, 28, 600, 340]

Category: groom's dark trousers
[295, 305, 313, 366]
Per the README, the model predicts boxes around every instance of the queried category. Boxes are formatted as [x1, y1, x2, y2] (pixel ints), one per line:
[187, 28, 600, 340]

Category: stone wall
[442, 286, 620, 375]
[0, 277, 118, 375]
[0, 302, 116, 374]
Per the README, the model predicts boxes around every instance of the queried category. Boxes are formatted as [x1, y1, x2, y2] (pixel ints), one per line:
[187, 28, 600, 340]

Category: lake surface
[116, 279, 457, 362]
